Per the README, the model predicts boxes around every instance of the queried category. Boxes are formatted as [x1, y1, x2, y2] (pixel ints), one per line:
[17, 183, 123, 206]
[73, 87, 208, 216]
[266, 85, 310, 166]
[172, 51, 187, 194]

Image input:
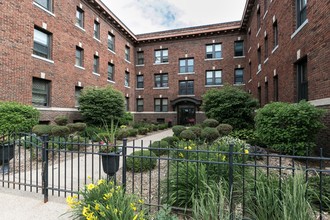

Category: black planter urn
[101, 153, 120, 176]
[0, 143, 15, 165]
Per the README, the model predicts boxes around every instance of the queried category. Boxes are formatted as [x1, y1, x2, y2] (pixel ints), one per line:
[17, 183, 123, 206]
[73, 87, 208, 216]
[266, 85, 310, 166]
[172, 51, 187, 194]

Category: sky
[102, 0, 247, 34]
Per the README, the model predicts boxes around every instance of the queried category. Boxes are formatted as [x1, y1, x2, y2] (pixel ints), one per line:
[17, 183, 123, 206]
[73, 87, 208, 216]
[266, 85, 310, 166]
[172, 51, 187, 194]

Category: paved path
[0, 129, 173, 220]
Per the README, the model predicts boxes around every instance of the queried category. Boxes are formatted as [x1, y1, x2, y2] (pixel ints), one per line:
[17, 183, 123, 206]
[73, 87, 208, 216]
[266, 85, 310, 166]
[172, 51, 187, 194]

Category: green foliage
[67, 180, 146, 220]
[0, 102, 39, 133]
[255, 101, 326, 155]
[154, 204, 178, 220]
[117, 129, 130, 140]
[202, 86, 258, 129]
[188, 126, 202, 138]
[138, 127, 148, 135]
[201, 127, 220, 142]
[158, 123, 168, 130]
[119, 112, 133, 126]
[230, 129, 264, 146]
[127, 128, 138, 137]
[161, 136, 179, 148]
[51, 126, 70, 137]
[67, 136, 88, 151]
[32, 125, 54, 136]
[54, 115, 68, 126]
[126, 150, 157, 172]
[149, 140, 169, 156]
[67, 123, 87, 133]
[202, 118, 219, 128]
[172, 125, 186, 137]
[179, 129, 196, 140]
[78, 86, 125, 126]
[217, 123, 233, 136]
[307, 175, 330, 212]
[80, 126, 104, 141]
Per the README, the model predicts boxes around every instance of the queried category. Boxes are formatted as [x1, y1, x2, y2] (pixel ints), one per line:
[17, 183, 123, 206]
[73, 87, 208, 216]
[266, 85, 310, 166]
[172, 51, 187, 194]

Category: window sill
[92, 72, 100, 76]
[153, 62, 169, 65]
[291, 19, 309, 39]
[32, 54, 54, 64]
[74, 65, 85, 70]
[272, 45, 279, 54]
[178, 72, 195, 75]
[93, 37, 101, 43]
[233, 56, 245, 59]
[124, 86, 131, 89]
[264, 58, 269, 64]
[33, 2, 55, 17]
[135, 88, 144, 90]
[256, 28, 261, 37]
[125, 59, 131, 64]
[178, 95, 195, 97]
[205, 84, 223, 88]
[204, 58, 223, 61]
[263, 10, 268, 20]
[108, 49, 116, 54]
[107, 80, 115, 84]
[75, 24, 85, 32]
[233, 83, 246, 86]
[153, 87, 169, 90]
[136, 64, 144, 67]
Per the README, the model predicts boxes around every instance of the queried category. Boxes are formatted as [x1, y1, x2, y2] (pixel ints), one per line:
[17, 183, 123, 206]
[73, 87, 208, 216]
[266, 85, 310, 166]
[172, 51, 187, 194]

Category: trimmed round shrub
[127, 128, 138, 137]
[126, 150, 157, 172]
[217, 124, 233, 136]
[54, 115, 68, 126]
[149, 140, 169, 156]
[161, 136, 180, 148]
[0, 102, 39, 133]
[67, 135, 88, 151]
[138, 127, 148, 135]
[117, 129, 130, 140]
[230, 129, 264, 146]
[67, 123, 87, 133]
[201, 127, 220, 142]
[158, 123, 168, 130]
[188, 126, 202, 138]
[32, 125, 54, 136]
[51, 126, 70, 137]
[179, 130, 196, 140]
[172, 125, 186, 137]
[202, 119, 219, 128]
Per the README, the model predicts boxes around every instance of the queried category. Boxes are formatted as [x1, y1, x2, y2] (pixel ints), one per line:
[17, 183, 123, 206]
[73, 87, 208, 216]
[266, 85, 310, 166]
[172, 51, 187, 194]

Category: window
[125, 97, 129, 111]
[265, 82, 269, 104]
[107, 63, 114, 81]
[234, 68, 244, 84]
[125, 71, 130, 87]
[206, 70, 222, 85]
[258, 86, 262, 106]
[94, 21, 100, 39]
[75, 47, 83, 67]
[108, 33, 115, 51]
[75, 86, 82, 107]
[35, 0, 51, 11]
[179, 58, 194, 73]
[264, 36, 268, 59]
[257, 7, 261, 30]
[273, 75, 279, 101]
[93, 55, 99, 73]
[137, 51, 144, 65]
[154, 49, 168, 64]
[249, 62, 252, 80]
[154, 98, 168, 112]
[33, 28, 51, 59]
[257, 48, 261, 71]
[32, 78, 50, 107]
[297, 58, 308, 101]
[76, 7, 84, 28]
[234, 41, 244, 57]
[264, 0, 268, 12]
[297, 0, 307, 27]
[136, 75, 144, 88]
[125, 46, 130, 61]
[136, 99, 144, 112]
[154, 74, 168, 88]
[273, 21, 278, 48]
[179, 80, 194, 95]
[206, 43, 222, 59]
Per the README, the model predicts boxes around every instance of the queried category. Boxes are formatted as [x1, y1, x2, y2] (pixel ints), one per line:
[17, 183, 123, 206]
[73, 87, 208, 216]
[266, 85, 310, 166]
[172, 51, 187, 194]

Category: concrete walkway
[0, 129, 173, 220]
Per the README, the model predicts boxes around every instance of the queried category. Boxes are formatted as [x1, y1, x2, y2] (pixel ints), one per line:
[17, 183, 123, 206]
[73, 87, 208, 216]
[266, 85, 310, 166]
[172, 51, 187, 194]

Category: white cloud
[103, 0, 246, 34]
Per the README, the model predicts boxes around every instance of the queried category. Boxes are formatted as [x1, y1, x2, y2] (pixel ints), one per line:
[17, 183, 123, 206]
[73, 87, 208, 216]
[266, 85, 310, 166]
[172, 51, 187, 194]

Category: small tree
[202, 85, 258, 129]
[78, 86, 125, 142]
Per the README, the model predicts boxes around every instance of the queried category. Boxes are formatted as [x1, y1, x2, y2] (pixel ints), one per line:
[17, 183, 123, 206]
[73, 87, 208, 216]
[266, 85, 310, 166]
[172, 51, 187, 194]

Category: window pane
[34, 29, 48, 45]
[163, 99, 168, 105]
[188, 59, 194, 66]
[206, 71, 213, 78]
[162, 50, 168, 56]
[35, 0, 49, 9]
[179, 60, 185, 66]
[215, 44, 221, 51]
[215, 71, 221, 78]
[206, 45, 213, 52]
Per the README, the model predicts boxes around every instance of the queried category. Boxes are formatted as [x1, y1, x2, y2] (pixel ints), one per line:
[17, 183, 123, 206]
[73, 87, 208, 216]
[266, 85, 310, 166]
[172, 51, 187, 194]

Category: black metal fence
[1, 133, 329, 219]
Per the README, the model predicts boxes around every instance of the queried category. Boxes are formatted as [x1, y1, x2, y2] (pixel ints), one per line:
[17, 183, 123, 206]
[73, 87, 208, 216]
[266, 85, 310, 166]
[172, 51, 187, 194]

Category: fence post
[229, 143, 234, 220]
[41, 134, 49, 203]
[122, 138, 127, 193]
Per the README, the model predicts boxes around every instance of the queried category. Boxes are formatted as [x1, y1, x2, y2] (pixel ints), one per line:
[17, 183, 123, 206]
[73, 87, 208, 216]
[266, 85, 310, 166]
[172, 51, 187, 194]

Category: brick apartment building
[0, 0, 329, 145]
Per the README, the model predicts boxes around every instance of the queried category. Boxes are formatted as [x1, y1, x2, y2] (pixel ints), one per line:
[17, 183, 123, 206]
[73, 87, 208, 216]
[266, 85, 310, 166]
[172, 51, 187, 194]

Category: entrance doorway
[178, 106, 196, 125]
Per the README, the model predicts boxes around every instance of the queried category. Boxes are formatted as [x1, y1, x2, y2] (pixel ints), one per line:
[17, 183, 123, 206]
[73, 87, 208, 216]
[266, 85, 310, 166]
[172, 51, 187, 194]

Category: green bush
[118, 112, 133, 126]
[67, 136, 88, 151]
[202, 119, 219, 128]
[96, 132, 112, 143]
[172, 125, 186, 137]
[32, 125, 54, 136]
[158, 123, 168, 130]
[51, 126, 70, 137]
[216, 123, 233, 136]
[201, 127, 219, 142]
[126, 150, 157, 172]
[127, 128, 138, 137]
[117, 129, 129, 140]
[179, 130, 196, 140]
[230, 128, 264, 146]
[161, 136, 179, 148]
[202, 85, 258, 129]
[0, 102, 39, 133]
[255, 101, 326, 155]
[150, 124, 159, 132]
[188, 126, 202, 138]
[54, 115, 68, 126]
[149, 140, 169, 156]
[67, 123, 87, 133]
[138, 127, 148, 135]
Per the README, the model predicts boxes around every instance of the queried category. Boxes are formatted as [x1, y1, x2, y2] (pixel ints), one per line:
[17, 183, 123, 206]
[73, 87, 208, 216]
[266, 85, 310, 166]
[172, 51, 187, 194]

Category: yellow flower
[66, 195, 79, 208]
[184, 146, 192, 150]
[87, 176, 92, 179]
[82, 205, 90, 217]
[95, 203, 100, 211]
[100, 212, 106, 217]
[86, 212, 98, 220]
[106, 205, 111, 210]
[114, 208, 118, 214]
[244, 149, 249, 154]
[103, 192, 113, 200]
[222, 155, 226, 161]
[138, 199, 144, 204]
[178, 153, 184, 158]
[97, 179, 105, 185]
[87, 183, 96, 191]
[133, 214, 139, 220]
[120, 125, 127, 129]
[130, 202, 137, 211]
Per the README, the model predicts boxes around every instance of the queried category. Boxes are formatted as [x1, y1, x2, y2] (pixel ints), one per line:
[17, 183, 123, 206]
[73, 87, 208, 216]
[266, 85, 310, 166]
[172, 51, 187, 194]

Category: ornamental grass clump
[67, 180, 146, 220]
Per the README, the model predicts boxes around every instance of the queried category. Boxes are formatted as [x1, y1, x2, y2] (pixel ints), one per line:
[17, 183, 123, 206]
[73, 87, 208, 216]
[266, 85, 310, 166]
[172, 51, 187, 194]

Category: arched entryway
[170, 97, 202, 125]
